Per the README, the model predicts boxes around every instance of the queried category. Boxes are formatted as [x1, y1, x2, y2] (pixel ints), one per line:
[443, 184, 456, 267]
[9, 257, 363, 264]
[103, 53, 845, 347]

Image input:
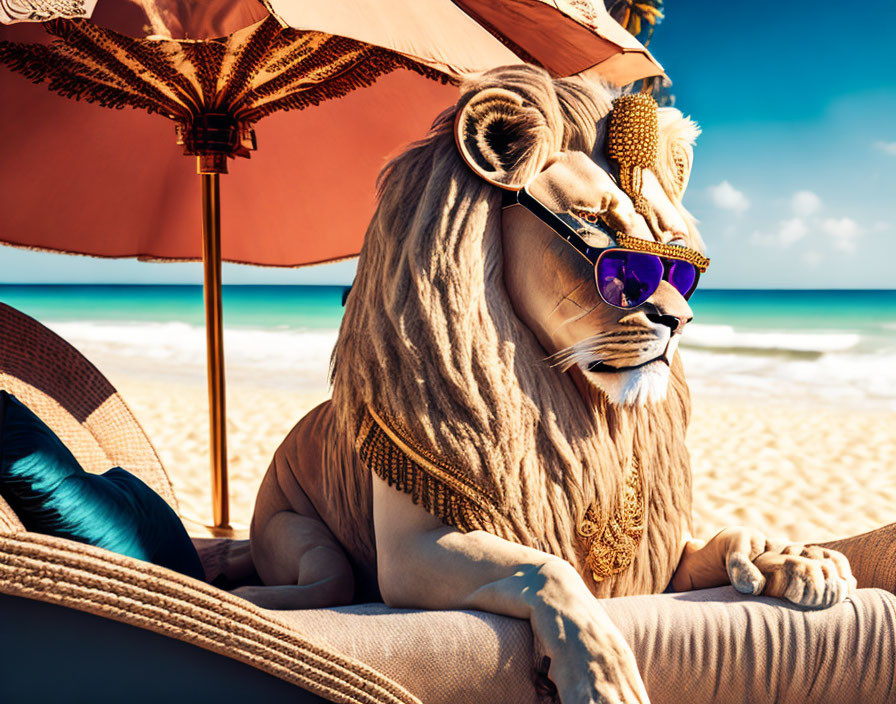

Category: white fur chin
[582, 360, 671, 407]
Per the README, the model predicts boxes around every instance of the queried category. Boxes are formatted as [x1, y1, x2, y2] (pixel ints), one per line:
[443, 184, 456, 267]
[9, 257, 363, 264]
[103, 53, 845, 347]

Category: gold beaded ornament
[607, 93, 659, 218]
[570, 208, 710, 272]
[577, 456, 645, 584]
[614, 231, 710, 272]
[572, 210, 710, 272]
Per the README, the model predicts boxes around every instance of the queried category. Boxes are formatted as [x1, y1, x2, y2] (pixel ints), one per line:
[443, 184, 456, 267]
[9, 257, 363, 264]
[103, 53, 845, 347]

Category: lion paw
[753, 544, 857, 610]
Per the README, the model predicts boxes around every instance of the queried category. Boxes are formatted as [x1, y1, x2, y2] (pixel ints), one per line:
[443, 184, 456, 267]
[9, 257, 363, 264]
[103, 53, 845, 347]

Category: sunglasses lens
[668, 260, 698, 299]
[596, 251, 663, 308]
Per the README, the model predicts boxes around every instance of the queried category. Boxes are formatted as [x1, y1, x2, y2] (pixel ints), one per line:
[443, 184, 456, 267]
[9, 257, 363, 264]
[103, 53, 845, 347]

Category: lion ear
[669, 142, 693, 199]
[454, 87, 556, 190]
[656, 108, 700, 201]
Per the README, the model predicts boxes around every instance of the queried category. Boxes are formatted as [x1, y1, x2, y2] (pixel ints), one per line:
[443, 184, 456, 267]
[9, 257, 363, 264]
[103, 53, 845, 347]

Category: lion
[236, 66, 881, 702]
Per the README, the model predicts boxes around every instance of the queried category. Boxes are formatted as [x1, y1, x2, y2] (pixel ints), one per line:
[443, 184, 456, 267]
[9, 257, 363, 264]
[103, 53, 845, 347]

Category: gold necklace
[576, 452, 645, 584]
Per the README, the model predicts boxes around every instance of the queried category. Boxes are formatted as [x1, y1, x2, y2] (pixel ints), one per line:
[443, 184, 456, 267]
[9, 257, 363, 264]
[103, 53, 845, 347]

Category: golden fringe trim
[0, 16, 454, 145]
[356, 407, 508, 535]
[569, 209, 710, 272]
[612, 232, 710, 272]
[356, 406, 646, 585]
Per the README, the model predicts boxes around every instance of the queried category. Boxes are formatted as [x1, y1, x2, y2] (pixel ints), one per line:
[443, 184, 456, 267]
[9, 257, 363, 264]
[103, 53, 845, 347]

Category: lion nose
[645, 280, 694, 334]
[646, 312, 691, 335]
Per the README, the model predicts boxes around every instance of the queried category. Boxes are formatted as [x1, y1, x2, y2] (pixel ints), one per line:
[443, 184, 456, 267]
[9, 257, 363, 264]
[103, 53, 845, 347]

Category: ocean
[1, 285, 894, 408]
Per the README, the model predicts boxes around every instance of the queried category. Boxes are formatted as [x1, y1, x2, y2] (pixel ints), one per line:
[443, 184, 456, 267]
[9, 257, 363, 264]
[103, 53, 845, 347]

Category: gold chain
[577, 454, 645, 583]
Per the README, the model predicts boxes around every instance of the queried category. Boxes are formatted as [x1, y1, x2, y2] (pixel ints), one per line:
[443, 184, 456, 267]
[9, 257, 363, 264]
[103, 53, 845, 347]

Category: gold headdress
[607, 93, 659, 217]
[571, 209, 710, 272]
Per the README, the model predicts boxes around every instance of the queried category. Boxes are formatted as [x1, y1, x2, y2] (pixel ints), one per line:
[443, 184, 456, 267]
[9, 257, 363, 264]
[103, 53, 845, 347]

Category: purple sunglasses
[505, 187, 710, 309]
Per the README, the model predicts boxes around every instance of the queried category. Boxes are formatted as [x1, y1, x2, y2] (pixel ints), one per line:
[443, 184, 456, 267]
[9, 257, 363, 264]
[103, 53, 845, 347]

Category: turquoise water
[0, 284, 347, 330]
[2, 285, 894, 337]
[689, 289, 896, 343]
[1, 285, 893, 405]
[687, 289, 896, 356]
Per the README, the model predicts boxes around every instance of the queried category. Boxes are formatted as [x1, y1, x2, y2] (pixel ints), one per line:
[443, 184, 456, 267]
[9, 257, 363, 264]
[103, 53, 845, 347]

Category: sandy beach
[110, 370, 896, 546]
[5, 285, 891, 547]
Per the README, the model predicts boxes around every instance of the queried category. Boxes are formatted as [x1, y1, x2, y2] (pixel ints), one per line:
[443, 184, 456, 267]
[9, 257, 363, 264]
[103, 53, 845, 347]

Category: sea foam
[46, 320, 338, 388]
[43, 319, 896, 409]
[683, 324, 861, 355]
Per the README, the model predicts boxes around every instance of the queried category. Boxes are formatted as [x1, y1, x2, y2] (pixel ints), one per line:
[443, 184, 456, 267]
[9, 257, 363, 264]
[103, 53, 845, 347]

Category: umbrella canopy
[1, 0, 267, 38]
[0, 0, 662, 530]
[0, 1, 662, 266]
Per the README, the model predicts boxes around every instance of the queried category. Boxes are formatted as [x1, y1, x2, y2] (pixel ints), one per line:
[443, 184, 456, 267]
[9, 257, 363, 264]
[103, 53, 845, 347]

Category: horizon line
[1, 283, 894, 292]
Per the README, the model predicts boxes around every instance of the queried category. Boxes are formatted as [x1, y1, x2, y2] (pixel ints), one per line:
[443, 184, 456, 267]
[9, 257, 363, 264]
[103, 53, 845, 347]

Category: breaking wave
[42, 318, 896, 409]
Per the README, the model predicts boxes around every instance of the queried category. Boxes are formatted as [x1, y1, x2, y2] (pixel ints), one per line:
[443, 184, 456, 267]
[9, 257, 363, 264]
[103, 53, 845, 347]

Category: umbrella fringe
[265, 31, 323, 75]
[45, 20, 184, 116]
[213, 16, 282, 111]
[239, 34, 375, 107]
[239, 46, 453, 123]
[1, 16, 455, 140]
[0, 39, 167, 116]
[99, 24, 205, 115]
[185, 41, 227, 104]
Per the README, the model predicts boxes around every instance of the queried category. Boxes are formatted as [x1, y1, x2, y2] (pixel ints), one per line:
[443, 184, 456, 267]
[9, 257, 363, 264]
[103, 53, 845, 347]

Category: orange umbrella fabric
[0, 0, 661, 529]
[0, 34, 459, 267]
[0, 0, 268, 39]
[0, 1, 662, 268]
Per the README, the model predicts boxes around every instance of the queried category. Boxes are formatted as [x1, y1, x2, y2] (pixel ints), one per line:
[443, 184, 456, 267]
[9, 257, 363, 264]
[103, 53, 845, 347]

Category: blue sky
[1, 1, 893, 288]
[647, 0, 895, 288]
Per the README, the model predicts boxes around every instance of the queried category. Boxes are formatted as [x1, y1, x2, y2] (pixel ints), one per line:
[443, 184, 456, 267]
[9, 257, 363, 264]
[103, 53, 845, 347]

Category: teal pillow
[0, 391, 204, 581]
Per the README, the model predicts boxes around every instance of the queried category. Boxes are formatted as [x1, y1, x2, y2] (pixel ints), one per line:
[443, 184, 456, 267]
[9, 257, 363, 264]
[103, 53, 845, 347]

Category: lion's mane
[327, 66, 694, 597]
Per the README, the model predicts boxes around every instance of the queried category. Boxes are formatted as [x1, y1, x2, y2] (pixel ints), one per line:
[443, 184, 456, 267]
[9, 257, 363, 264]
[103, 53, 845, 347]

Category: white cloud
[821, 217, 863, 252]
[728, 185, 872, 257]
[708, 181, 750, 213]
[750, 217, 808, 248]
[778, 217, 808, 246]
[749, 230, 770, 246]
[790, 190, 821, 217]
[803, 251, 822, 267]
[875, 141, 896, 156]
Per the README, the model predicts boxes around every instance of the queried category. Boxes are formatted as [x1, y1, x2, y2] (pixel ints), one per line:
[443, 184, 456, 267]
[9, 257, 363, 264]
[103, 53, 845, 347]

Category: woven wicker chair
[2, 301, 896, 704]
[0, 301, 545, 704]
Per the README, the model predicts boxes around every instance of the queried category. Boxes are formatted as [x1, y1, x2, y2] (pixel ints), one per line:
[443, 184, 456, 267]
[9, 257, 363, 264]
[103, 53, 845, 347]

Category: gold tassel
[607, 93, 659, 218]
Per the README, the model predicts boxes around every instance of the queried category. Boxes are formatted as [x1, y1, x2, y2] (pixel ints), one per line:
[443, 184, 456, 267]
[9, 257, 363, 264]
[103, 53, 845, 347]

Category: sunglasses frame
[502, 186, 708, 310]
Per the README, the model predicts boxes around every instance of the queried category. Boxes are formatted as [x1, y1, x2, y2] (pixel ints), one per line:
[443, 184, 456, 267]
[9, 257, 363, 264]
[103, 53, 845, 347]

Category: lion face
[455, 85, 703, 407]
[502, 151, 695, 406]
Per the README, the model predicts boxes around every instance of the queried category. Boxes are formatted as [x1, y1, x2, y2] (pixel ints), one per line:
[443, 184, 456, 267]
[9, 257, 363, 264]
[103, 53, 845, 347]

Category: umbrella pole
[200, 169, 229, 530]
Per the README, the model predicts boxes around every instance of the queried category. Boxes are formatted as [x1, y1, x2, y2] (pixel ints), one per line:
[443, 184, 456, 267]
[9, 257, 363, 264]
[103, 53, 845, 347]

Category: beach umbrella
[0, 0, 662, 531]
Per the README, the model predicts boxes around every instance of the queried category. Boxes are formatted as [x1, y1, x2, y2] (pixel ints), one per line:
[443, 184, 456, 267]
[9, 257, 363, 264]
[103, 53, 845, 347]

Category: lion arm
[371, 474, 651, 703]
[373, 472, 572, 614]
[669, 534, 724, 592]
[671, 528, 772, 594]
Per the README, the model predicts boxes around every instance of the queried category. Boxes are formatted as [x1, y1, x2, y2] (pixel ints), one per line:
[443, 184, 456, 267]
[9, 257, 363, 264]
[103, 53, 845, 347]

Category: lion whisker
[547, 331, 669, 373]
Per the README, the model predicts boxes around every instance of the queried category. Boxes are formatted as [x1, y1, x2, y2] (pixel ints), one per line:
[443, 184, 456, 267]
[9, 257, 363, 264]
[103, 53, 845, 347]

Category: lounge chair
[1, 301, 894, 704]
[0, 301, 539, 704]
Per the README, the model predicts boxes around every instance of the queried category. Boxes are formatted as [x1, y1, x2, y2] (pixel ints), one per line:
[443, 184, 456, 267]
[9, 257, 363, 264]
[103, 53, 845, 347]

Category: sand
[110, 373, 896, 545]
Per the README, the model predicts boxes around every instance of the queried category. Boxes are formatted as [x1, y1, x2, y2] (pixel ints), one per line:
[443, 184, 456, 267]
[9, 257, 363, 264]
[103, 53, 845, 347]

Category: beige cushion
[270, 586, 896, 704]
[608, 586, 896, 704]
